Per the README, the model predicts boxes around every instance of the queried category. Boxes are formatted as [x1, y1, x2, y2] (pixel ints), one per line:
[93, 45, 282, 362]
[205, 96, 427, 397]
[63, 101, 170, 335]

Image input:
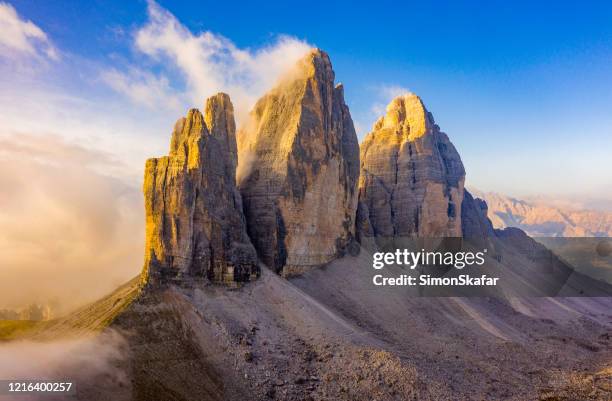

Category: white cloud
[378, 84, 412, 100]
[0, 53, 176, 315]
[0, 2, 58, 60]
[0, 330, 130, 396]
[101, 67, 182, 111]
[370, 84, 412, 115]
[127, 0, 312, 122]
[0, 133, 143, 313]
[0, 77, 176, 178]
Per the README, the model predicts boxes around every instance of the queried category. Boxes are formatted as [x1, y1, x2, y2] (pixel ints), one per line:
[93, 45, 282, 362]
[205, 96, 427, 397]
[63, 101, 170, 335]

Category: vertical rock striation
[237, 49, 360, 275]
[357, 94, 465, 240]
[142, 93, 258, 286]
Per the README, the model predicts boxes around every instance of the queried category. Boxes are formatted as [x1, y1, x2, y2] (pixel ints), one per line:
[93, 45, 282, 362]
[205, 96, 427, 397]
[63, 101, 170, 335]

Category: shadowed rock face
[357, 94, 465, 240]
[142, 93, 258, 286]
[461, 189, 495, 240]
[237, 49, 360, 275]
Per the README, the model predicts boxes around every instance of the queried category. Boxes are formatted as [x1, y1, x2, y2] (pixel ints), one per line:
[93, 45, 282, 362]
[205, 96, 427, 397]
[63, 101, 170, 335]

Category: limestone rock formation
[142, 93, 258, 285]
[357, 94, 465, 240]
[237, 49, 360, 274]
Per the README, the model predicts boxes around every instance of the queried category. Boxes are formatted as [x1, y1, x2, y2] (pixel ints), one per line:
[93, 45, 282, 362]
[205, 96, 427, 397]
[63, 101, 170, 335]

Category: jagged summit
[204, 93, 238, 174]
[142, 93, 258, 286]
[237, 49, 360, 275]
[372, 93, 433, 139]
[286, 48, 333, 80]
[357, 94, 465, 239]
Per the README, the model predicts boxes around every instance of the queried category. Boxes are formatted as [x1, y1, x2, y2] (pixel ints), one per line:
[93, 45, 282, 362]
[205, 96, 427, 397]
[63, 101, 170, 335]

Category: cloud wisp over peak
[105, 0, 312, 122]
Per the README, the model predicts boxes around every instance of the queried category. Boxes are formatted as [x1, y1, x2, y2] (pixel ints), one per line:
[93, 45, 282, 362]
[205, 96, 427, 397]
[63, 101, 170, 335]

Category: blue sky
[2, 0, 612, 202]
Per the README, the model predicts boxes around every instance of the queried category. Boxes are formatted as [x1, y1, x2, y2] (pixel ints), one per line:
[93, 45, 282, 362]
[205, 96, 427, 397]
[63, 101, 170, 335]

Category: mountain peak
[306, 47, 330, 64]
[358, 94, 465, 238]
[237, 49, 359, 274]
[373, 93, 433, 140]
[169, 108, 206, 161]
[204, 92, 238, 175]
[275, 48, 334, 86]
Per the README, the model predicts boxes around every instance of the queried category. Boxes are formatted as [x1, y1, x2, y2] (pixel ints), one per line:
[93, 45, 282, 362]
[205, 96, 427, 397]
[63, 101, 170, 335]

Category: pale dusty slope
[6, 259, 610, 401]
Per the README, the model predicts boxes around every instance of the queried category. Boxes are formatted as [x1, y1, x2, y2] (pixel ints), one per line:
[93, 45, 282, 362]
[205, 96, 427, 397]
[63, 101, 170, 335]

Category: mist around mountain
[0, 304, 53, 321]
[470, 189, 612, 237]
[1, 50, 611, 401]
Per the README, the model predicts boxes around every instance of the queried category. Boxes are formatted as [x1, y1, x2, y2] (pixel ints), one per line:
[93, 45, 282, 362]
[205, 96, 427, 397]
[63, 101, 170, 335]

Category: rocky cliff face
[142, 93, 258, 286]
[357, 94, 465, 240]
[461, 190, 495, 240]
[237, 49, 360, 275]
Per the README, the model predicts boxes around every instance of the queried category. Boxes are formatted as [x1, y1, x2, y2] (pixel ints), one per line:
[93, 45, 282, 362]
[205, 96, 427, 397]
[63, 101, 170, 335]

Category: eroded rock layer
[358, 94, 465, 239]
[143, 93, 258, 285]
[237, 49, 360, 274]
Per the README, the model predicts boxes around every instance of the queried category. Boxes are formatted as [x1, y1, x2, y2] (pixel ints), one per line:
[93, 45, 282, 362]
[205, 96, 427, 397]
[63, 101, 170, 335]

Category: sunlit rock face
[357, 94, 465, 240]
[142, 93, 258, 286]
[237, 49, 360, 275]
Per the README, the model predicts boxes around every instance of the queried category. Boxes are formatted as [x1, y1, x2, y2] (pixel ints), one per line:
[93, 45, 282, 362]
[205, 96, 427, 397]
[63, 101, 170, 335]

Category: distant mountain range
[470, 189, 612, 237]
